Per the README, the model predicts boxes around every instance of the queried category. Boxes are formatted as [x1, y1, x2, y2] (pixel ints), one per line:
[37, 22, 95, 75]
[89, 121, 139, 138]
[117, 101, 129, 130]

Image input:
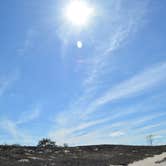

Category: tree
[37, 138, 56, 148]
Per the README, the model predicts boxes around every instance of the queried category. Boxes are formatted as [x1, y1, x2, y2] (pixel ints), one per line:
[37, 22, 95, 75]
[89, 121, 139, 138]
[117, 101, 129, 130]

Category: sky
[0, 0, 166, 146]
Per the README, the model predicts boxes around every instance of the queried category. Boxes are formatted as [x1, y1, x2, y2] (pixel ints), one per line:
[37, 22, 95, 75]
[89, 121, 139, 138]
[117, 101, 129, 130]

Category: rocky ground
[0, 145, 166, 166]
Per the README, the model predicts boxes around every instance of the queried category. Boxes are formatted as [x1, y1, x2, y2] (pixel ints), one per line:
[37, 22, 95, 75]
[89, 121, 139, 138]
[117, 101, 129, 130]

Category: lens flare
[77, 41, 83, 48]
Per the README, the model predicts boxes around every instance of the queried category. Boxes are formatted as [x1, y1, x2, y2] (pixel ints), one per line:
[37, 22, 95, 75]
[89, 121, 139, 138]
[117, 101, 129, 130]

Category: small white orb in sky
[77, 41, 83, 48]
[65, 0, 94, 27]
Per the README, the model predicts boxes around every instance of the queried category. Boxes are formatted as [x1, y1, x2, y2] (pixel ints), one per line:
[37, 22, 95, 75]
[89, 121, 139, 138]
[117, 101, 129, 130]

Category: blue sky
[0, 0, 166, 146]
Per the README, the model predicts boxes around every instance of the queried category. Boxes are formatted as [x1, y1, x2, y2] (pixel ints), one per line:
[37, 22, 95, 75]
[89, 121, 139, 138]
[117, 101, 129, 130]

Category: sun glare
[65, 0, 94, 27]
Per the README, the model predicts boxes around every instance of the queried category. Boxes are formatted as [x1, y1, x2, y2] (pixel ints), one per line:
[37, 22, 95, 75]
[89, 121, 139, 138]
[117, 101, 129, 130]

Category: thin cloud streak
[0, 71, 19, 97]
[17, 28, 36, 56]
[0, 120, 19, 139]
[16, 105, 41, 125]
[50, 61, 166, 145]
[84, 62, 166, 115]
[0, 104, 42, 145]
[0, 119, 33, 145]
[48, 0, 166, 146]
[80, 113, 165, 145]
[83, 0, 149, 88]
[0, 80, 10, 97]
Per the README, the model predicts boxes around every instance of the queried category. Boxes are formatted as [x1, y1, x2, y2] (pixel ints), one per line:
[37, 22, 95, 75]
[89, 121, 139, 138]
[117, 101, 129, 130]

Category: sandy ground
[128, 152, 166, 166]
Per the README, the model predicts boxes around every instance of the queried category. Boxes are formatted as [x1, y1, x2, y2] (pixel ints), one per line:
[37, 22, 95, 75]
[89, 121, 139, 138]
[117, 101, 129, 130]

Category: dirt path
[128, 152, 166, 166]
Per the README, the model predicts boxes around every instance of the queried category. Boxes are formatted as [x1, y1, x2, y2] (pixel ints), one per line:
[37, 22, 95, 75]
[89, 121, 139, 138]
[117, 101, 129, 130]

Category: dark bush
[37, 138, 56, 148]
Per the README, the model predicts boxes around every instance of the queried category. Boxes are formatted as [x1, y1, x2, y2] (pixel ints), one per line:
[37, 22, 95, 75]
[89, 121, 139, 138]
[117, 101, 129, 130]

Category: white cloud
[110, 131, 125, 137]
[17, 29, 36, 56]
[50, 61, 166, 145]
[0, 80, 10, 96]
[0, 120, 19, 139]
[0, 119, 33, 145]
[56, 0, 153, 120]
[0, 71, 19, 97]
[84, 62, 166, 115]
[49, 117, 113, 144]
[83, 0, 149, 88]
[50, 96, 166, 145]
[0, 104, 42, 145]
[49, 0, 166, 146]
[16, 105, 41, 125]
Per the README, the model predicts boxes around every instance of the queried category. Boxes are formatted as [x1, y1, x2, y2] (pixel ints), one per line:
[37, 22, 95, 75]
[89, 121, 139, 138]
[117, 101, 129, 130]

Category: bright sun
[65, 0, 94, 27]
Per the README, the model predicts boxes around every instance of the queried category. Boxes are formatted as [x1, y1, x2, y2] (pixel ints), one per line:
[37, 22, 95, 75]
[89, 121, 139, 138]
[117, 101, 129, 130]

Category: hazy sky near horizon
[0, 0, 166, 146]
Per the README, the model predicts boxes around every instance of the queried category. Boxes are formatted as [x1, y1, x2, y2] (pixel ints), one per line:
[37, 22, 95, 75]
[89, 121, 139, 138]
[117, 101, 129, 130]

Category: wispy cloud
[48, 0, 166, 146]
[17, 28, 36, 56]
[83, 0, 149, 88]
[0, 120, 19, 139]
[0, 79, 11, 96]
[16, 105, 41, 125]
[109, 131, 125, 137]
[49, 60, 166, 145]
[84, 62, 166, 115]
[0, 71, 19, 97]
[58, 0, 152, 119]
[0, 119, 33, 145]
[0, 105, 42, 145]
